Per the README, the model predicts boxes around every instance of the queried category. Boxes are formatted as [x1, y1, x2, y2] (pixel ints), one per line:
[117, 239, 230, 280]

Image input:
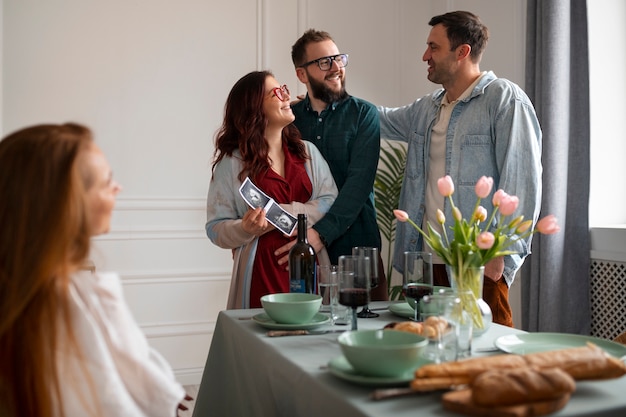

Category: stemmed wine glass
[352, 247, 380, 318]
[402, 251, 433, 321]
[338, 255, 371, 330]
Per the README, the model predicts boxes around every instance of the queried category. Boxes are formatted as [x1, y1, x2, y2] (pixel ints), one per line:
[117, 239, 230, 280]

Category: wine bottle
[289, 214, 316, 293]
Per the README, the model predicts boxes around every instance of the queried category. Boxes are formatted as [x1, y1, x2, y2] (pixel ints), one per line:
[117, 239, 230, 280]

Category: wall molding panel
[88, 195, 228, 385]
[114, 197, 206, 211]
[121, 269, 230, 285]
[96, 228, 206, 241]
[141, 320, 215, 338]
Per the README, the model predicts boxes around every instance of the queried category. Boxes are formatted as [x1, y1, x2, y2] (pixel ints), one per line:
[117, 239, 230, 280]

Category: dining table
[191, 301, 626, 417]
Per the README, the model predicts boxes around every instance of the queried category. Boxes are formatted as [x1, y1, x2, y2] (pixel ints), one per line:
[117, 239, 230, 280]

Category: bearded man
[275, 29, 387, 302]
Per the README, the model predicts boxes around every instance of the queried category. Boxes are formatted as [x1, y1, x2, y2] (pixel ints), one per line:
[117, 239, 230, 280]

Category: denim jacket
[378, 71, 542, 286]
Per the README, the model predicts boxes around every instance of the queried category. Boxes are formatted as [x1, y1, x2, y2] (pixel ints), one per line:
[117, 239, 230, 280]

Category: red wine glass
[338, 255, 371, 330]
[352, 247, 380, 318]
[402, 251, 433, 321]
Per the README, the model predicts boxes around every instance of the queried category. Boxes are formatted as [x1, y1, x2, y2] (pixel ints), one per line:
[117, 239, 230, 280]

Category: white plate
[388, 302, 416, 319]
[495, 332, 626, 358]
[252, 312, 330, 330]
[327, 355, 430, 387]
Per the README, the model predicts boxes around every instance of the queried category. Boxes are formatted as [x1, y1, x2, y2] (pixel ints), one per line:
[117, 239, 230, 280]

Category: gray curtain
[521, 0, 591, 334]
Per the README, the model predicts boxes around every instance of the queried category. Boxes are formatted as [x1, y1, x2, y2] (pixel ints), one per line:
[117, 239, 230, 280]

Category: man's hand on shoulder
[484, 256, 504, 282]
[289, 95, 305, 106]
[274, 228, 325, 269]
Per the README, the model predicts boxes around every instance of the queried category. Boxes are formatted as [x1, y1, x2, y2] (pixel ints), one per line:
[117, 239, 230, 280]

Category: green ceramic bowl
[338, 329, 428, 377]
[260, 293, 322, 324]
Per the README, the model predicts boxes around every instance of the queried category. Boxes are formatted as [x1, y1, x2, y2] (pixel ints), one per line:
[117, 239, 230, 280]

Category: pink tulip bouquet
[394, 175, 559, 328]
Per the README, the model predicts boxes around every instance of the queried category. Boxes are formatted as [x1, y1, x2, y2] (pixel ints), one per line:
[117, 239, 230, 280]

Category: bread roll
[471, 367, 575, 406]
[423, 316, 449, 339]
[386, 321, 424, 335]
[384, 317, 450, 339]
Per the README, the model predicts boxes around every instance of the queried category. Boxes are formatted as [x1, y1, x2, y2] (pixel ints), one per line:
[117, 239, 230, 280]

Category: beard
[426, 57, 455, 86]
[308, 72, 349, 104]
[427, 67, 446, 85]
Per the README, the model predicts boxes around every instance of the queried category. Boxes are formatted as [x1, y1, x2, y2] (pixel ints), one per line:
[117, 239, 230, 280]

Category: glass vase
[449, 266, 492, 336]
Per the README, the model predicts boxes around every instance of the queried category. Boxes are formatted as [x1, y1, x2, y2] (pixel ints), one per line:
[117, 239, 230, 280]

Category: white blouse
[56, 271, 185, 417]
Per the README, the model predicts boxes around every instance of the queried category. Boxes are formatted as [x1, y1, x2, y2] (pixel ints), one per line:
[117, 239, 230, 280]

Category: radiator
[590, 258, 626, 340]
[589, 227, 626, 340]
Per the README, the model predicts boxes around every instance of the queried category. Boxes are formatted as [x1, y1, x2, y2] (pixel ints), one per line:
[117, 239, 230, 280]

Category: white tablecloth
[192, 302, 626, 417]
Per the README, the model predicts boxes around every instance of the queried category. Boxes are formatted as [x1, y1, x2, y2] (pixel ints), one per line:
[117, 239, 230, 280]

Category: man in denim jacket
[378, 11, 542, 326]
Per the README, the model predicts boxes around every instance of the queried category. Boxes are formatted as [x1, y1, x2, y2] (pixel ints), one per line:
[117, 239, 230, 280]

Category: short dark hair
[291, 29, 335, 67]
[429, 11, 489, 62]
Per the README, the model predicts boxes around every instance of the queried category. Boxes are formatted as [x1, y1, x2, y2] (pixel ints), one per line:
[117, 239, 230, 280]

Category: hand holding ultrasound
[239, 177, 297, 235]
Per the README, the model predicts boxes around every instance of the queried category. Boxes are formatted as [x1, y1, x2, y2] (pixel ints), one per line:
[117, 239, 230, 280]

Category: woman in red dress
[206, 71, 337, 308]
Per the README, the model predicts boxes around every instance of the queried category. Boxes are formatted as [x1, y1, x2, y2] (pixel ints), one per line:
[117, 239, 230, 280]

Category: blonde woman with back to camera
[0, 123, 191, 417]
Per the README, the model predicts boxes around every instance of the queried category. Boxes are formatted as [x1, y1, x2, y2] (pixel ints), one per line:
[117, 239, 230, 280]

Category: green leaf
[389, 285, 404, 301]
[374, 141, 407, 296]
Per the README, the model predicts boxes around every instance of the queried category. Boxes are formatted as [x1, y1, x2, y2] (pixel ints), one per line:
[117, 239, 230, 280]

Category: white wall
[588, 0, 626, 227]
[1, 0, 527, 384]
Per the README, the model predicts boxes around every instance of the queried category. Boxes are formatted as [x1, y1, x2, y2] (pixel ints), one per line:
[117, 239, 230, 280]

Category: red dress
[249, 146, 312, 308]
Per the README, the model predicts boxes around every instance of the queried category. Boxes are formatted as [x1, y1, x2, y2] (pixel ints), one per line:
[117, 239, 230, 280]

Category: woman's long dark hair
[212, 70, 307, 182]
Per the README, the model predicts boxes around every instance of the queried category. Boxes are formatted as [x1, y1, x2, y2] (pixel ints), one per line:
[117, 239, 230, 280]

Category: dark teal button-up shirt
[292, 94, 382, 263]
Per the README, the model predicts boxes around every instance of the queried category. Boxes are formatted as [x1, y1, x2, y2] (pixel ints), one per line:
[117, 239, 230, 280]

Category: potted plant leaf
[374, 140, 407, 300]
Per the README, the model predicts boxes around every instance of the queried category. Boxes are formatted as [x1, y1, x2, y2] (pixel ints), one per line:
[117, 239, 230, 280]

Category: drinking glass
[338, 255, 371, 330]
[402, 251, 433, 321]
[433, 288, 473, 359]
[352, 247, 380, 318]
[420, 289, 468, 363]
[317, 264, 340, 324]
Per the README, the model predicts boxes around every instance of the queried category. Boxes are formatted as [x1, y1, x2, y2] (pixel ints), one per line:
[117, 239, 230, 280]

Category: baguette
[442, 389, 571, 417]
[471, 367, 575, 406]
[524, 343, 626, 380]
[415, 353, 526, 379]
[410, 375, 471, 392]
[415, 343, 626, 381]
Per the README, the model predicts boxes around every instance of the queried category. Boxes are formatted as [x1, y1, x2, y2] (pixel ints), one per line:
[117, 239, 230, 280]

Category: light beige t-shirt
[423, 72, 487, 264]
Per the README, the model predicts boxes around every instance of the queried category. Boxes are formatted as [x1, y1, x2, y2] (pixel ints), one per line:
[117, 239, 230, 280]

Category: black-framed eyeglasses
[270, 84, 290, 101]
[299, 54, 349, 71]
